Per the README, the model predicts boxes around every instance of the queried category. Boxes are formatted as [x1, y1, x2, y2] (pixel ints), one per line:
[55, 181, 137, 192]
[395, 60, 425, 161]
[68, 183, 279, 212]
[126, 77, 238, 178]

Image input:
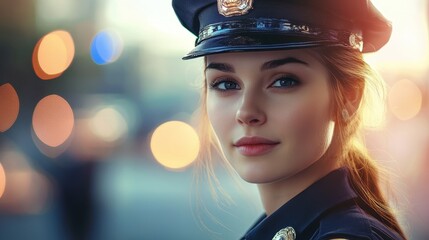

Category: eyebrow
[205, 57, 309, 73]
[205, 62, 235, 73]
[261, 57, 309, 70]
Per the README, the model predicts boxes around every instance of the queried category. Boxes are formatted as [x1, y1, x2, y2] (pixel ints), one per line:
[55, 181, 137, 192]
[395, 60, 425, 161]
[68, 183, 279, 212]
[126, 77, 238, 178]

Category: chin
[235, 166, 294, 184]
[240, 172, 292, 184]
[231, 155, 322, 185]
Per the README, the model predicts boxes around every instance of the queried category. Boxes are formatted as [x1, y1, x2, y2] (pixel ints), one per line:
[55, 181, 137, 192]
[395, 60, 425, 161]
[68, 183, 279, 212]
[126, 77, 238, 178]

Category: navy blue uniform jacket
[240, 168, 404, 240]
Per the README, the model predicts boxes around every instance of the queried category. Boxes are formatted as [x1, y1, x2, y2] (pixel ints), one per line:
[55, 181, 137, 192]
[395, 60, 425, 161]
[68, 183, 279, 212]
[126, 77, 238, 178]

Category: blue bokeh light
[90, 30, 122, 65]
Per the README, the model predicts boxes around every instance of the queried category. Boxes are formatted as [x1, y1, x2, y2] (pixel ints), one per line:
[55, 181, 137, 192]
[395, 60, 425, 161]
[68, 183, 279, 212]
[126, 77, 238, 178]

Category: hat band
[197, 18, 363, 51]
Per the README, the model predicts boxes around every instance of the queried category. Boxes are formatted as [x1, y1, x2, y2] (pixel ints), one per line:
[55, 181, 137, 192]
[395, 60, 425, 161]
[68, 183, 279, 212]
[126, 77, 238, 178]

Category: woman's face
[205, 49, 335, 184]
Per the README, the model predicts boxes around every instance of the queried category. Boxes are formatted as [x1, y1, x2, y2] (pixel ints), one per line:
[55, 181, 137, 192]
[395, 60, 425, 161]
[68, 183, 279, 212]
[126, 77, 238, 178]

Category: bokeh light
[0, 163, 5, 199]
[89, 107, 128, 142]
[0, 83, 19, 132]
[69, 119, 119, 161]
[32, 94, 74, 147]
[90, 30, 123, 65]
[0, 149, 51, 214]
[150, 121, 200, 170]
[365, 0, 429, 74]
[31, 129, 71, 158]
[32, 30, 75, 80]
[388, 79, 422, 121]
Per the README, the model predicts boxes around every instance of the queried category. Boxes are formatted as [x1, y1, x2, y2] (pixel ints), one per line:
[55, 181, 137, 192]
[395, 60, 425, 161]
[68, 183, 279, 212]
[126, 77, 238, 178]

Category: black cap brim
[183, 32, 346, 60]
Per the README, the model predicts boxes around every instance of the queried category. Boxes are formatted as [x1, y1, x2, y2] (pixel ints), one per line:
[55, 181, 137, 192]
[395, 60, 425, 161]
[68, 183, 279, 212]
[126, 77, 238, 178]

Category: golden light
[32, 94, 74, 147]
[0, 83, 19, 132]
[388, 79, 422, 121]
[89, 107, 128, 142]
[33, 30, 75, 80]
[0, 163, 5, 199]
[365, 0, 429, 74]
[150, 121, 200, 170]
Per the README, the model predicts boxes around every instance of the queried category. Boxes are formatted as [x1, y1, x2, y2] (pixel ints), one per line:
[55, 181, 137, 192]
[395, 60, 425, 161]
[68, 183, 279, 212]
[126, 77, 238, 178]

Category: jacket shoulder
[311, 203, 403, 240]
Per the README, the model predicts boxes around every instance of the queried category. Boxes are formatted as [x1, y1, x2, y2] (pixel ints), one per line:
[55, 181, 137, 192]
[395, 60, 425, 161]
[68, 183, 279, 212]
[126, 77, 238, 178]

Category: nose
[235, 91, 267, 126]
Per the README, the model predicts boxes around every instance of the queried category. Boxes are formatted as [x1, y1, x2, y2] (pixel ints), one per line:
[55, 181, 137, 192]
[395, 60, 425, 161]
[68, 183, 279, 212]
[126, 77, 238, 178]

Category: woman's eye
[271, 76, 300, 88]
[210, 80, 240, 91]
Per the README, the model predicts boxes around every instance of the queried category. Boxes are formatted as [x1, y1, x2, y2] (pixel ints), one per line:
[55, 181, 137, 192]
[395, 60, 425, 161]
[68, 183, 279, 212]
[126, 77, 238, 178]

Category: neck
[257, 156, 339, 216]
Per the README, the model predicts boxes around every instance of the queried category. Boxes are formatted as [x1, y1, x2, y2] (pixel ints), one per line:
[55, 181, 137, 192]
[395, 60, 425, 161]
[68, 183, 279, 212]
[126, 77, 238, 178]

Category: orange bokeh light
[0, 163, 5, 199]
[32, 94, 74, 147]
[0, 83, 19, 132]
[32, 30, 75, 80]
[388, 79, 422, 121]
[150, 121, 200, 170]
[32, 129, 71, 158]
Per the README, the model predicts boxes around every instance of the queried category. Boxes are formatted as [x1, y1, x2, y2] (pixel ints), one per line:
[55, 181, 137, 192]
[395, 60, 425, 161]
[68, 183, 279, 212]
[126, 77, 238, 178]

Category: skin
[205, 49, 341, 215]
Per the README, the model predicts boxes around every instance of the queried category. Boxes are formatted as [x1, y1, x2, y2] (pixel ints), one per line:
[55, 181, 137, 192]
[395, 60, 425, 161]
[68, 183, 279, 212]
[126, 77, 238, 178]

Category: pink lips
[233, 136, 279, 156]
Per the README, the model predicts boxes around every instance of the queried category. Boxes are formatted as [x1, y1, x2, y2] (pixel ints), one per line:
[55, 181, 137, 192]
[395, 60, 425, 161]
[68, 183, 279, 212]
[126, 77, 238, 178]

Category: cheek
[277, 87, 333, 149]
[296, 95, 331, 130]
[206, 94, 235, 142]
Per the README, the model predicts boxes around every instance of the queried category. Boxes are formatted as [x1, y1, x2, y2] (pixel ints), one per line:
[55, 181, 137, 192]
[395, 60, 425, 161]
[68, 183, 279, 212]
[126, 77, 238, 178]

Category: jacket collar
[242, 167, 357, 240]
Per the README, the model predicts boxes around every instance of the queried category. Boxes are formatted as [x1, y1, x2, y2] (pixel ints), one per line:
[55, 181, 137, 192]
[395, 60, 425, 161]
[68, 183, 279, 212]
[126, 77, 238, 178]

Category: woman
[173, 0, 407, 239]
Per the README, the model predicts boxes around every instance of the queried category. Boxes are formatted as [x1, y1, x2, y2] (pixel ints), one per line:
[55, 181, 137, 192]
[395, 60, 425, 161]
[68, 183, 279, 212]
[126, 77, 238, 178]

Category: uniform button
[272, 226, 296, 240]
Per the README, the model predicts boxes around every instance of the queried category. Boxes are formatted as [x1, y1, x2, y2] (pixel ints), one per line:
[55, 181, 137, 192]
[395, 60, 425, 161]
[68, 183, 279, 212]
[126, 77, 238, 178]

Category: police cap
[172, 0, 392, 59]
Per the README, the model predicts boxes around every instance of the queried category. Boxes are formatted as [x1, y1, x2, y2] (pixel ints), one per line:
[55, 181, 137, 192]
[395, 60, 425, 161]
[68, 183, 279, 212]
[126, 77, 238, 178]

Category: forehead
[206, 49, 320, 64]
[205, 48, 326, 73]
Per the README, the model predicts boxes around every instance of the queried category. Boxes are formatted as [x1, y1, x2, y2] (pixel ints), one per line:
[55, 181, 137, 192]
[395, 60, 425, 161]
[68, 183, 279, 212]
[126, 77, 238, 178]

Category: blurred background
[0, 0, 428, 239]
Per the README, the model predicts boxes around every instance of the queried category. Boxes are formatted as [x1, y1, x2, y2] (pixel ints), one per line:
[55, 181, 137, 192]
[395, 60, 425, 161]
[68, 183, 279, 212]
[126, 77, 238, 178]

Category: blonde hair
[317, 46, 406, 239]
[195, 46, 406, 239]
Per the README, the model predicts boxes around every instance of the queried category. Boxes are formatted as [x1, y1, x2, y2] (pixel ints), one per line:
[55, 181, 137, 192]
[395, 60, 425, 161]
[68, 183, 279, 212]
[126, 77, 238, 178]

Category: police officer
[172, 0, 407, 239]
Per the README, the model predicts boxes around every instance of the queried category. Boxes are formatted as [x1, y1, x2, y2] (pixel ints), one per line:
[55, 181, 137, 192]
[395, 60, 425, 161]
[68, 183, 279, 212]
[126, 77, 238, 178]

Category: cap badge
[217, 0, 253, 17]
[349, 31, 363, 52]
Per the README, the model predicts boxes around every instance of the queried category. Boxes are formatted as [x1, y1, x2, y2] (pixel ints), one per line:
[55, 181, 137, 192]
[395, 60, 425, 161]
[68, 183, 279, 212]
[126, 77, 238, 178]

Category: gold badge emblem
[217, 0, 254, 17]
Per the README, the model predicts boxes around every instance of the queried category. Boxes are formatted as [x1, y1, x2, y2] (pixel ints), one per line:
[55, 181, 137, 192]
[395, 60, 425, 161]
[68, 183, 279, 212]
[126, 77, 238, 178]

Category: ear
[343, 85, 363, 117]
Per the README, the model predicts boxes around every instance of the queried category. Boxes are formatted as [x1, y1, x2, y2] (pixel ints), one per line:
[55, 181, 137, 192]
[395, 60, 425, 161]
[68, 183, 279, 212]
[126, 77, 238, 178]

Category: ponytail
[345, 146, 407, 239]
[317, 46, 407, 239]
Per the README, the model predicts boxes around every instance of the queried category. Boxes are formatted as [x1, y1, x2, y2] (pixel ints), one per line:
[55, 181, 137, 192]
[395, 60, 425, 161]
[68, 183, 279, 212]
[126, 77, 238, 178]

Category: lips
[233, 136, 279, 156]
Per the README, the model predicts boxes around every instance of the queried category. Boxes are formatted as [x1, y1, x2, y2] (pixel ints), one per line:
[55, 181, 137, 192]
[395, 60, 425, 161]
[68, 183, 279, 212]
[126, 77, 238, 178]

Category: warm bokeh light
[0, 83, 19, 132]
[0, 150, 51, 214]
[365, 0, 429, 74]
[150, 121, 200, 170]
[31, 129, 70, 158]
[33, 30, 75, 80]
[90, 30, 123, 65]
[69, 119, 119, 161]
[89, 107, 128, 142]
[32, 94, 74, 147]
[388, 79, 422, 121]
[0, 163, 5, 199]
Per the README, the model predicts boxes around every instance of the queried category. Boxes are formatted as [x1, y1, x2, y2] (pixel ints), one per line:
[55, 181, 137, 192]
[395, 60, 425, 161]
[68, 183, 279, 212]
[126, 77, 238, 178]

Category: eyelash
[270, 75, 301, 88]
[208, 75, 301, 92]
[209, 78, 240, 91]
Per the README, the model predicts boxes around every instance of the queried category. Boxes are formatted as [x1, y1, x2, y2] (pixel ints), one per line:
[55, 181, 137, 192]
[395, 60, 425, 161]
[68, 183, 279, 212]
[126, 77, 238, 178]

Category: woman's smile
[233, 136, 280, 156]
